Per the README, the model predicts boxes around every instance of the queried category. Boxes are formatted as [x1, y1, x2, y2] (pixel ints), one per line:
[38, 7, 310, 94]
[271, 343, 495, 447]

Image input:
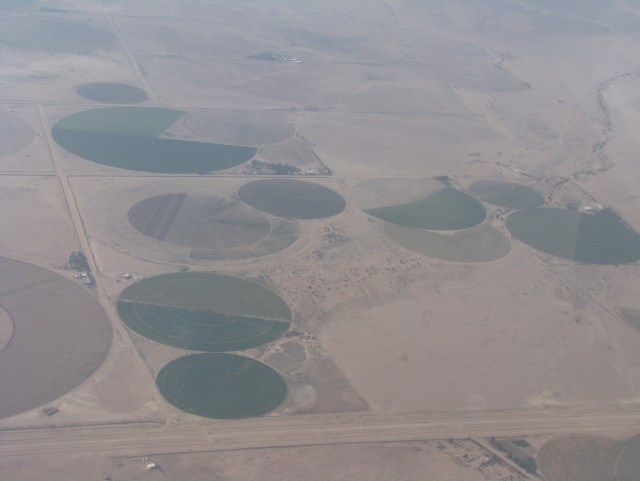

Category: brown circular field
[0, 111, 35, 156]
[0, 257, 112, 418]
[538, 433, 639, 481]
[238, 180, 346, 219]
[127, 193, 300, 260]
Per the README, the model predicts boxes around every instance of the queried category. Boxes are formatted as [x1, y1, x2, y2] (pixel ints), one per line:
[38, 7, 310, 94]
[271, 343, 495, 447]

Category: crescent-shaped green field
[364, 187, 486, 230]
[117, 272, 291, 351]
[53, 107, 256, 173]
[506, 208, 640, 264]
[157, 353, 287, 419]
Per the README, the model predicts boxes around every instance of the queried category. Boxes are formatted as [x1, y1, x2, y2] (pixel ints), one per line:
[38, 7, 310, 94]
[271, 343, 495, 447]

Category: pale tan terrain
[1, 0, 640, 480]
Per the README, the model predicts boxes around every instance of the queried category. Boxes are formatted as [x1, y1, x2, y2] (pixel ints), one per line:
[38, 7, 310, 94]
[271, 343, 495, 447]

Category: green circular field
[364, 187, 486, 230]
[385, 223, 511, 262]
[76, 83, 148, 104]
[0, 16, 115, 53]
[52, 107, 256, 173]
[468, 180, 544, 209]
[506, 208, 640, 264]
[157, 353, 287, 419]
[238, 179, 346, 219]
[117, 272, 291, 352]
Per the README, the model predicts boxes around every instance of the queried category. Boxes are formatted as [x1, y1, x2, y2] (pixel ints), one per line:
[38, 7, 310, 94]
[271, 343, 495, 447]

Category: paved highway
[2, 405, 639, 458]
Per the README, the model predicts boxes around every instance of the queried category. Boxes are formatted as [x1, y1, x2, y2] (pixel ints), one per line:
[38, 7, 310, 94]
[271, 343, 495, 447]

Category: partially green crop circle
[117, 272, 291, 351]
[52, 107, 256, 173]
[364, 187, 486, 230]
[157, 353, 287, 419]
[506, 208, 640, 264]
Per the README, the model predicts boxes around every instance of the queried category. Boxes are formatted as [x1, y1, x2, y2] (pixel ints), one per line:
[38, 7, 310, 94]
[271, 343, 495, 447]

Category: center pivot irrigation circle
[156, 353, 287, 419]
[238, 179, 347, 219]
[117, 272, 292, 352]
[0, 257, 112, 418]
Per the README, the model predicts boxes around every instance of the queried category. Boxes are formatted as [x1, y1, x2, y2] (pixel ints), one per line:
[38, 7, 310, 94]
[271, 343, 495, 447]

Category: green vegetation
[52, 107, 256, 173]
[364, 187, 486, 230]
[238, 180, 346, 219]
[468, 181, 545, 209]
[385, 223, 510, 262]
[117, 302, 290, 352]
[156, 353, 286, 419]
[117, 272, 291, 351]
[119, 272, 291, 320]
[0, 16, 114, 53]
[506, 208, 640, 264]
[55, 107, 182, 137]
[76, 83, 148, 104]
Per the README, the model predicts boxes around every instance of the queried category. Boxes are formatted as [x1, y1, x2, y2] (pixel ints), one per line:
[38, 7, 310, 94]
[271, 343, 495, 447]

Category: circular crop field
[157, 353, 286, 419]
[468, 180, 544, 209]
[0, 257, 112, 418]
[128, 194, 272, 249]
[117, 272, 291, 351]
[364, 187, 486, 230]
[385, 223, 511, 262]
[538, 433, 640, 481]
[238, 179, 346, 219]
[52, 107, 256, 173]
[76, 83, 148, 104]
[351, 178, 444, 210]
[506, 208, 640, 264]
[0, 16, 115, 53]
[0, 111, 36, 157]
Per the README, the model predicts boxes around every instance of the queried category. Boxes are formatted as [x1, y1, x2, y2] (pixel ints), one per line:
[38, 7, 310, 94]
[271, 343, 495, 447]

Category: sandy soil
[2, 0, 640, 479]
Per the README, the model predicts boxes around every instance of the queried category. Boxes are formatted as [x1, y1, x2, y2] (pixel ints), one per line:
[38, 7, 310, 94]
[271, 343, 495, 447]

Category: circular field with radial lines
[127, 193, 299, 259]
[76, 83, 148, 104]
[538, 433, 640, 481]
[0, 257, 112, 418]
[157, 353, 287, 419]
[238, 179, 346, 219]
[117, 272, 291, 352]
[506, 208, 640, 264]
[468, 180, 544, 209]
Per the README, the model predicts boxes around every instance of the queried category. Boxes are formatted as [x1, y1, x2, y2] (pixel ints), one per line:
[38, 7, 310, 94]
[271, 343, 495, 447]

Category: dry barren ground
[2, 0, 640, 479]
